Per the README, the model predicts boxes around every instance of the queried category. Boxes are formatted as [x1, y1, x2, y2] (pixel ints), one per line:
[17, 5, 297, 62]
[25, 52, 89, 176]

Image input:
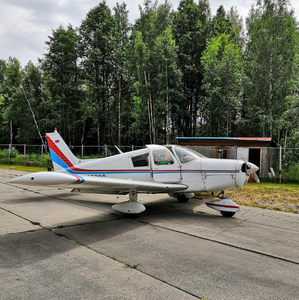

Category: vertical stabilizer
[46, 129, 79, 172]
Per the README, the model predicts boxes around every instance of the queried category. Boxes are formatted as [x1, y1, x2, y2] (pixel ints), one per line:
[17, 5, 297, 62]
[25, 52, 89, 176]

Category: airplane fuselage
[50, 145, 250, 194]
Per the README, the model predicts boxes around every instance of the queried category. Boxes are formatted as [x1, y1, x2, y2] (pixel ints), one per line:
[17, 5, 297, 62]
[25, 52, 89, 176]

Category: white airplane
[9, 129, 259, 217]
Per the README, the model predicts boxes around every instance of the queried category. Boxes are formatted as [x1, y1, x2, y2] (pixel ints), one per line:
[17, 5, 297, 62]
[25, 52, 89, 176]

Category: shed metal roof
[176, 137, 277, 147]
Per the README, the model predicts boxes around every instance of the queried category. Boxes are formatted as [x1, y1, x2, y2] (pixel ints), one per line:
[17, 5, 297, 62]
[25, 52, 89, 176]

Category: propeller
[243, 162, 260, 183]
[251, 172, 260, 183]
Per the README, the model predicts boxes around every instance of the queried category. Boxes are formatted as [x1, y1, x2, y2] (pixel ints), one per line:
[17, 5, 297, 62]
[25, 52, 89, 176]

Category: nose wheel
[204, 192, 240, 217]
[220, 211, 236, 217]
[216, 192, 236, 217]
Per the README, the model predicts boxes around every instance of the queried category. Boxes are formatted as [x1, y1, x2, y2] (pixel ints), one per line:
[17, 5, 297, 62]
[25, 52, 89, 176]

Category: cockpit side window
[132, 153, 149, 167]
[153, 149, 174, 165]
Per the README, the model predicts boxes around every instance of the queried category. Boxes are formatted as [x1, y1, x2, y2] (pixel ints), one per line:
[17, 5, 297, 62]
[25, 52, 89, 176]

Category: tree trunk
[118, 73, 122, 146]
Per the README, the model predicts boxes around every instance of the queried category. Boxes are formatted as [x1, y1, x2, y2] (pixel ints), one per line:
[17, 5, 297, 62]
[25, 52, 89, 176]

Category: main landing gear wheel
[220, 211, 236, 218]
[177, 195, 190, 203]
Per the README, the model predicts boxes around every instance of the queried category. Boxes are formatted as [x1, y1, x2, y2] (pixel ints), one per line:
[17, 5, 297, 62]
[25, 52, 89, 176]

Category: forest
[0, 0, 299, 150]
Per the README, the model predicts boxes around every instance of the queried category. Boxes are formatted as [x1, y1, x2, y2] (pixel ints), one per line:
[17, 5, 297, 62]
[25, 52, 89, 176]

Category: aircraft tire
[177, 195, 190, 203]
[220, 211, 235, 217]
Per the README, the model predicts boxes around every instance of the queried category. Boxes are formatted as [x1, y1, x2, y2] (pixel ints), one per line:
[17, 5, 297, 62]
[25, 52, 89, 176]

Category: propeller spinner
[242, 162, 260, 183]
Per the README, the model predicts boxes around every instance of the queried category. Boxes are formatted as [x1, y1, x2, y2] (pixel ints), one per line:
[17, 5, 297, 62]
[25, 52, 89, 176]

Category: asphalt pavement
[0, 168, 299, 300]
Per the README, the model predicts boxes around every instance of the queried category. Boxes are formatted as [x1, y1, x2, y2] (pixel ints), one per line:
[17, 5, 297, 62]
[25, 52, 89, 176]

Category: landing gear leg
[177, 194, 189, 203]
[217, 191, 236, 217]
[216, 191, 225, 199]
[112, 189, 146, 215]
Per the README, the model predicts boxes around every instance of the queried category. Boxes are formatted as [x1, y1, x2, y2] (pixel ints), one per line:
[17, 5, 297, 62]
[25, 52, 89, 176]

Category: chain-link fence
[188, 145, 299, 182]
[1, 143, 299, 182]
[0, 143, 145, 167]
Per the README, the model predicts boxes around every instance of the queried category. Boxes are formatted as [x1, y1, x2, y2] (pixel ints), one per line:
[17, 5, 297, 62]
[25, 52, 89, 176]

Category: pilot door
[147, 145, 181, 183]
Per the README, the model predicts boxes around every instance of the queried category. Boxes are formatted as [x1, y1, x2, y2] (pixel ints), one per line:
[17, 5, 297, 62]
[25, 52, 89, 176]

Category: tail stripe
[46, 134, 75, 170]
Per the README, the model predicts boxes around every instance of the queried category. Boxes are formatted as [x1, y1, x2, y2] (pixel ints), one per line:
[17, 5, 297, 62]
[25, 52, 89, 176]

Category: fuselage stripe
[47, 135, 240, 176]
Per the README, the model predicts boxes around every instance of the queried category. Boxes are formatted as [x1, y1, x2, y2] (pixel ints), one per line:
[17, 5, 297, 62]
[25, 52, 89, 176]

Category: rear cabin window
[132, 153, 149, 167]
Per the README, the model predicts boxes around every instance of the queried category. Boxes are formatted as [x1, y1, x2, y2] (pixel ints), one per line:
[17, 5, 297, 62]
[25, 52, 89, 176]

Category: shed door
[147, 145, 181, 183]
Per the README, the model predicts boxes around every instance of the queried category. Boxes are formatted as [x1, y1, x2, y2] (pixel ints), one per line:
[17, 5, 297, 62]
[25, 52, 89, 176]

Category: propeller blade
[251, 172, 260, 183]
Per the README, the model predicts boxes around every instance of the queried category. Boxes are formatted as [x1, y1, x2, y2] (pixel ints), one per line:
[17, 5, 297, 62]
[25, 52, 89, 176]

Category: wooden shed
[176, 137, 278, 178]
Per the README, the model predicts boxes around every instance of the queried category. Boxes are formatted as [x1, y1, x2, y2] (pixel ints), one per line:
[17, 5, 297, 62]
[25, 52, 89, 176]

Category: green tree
[79, 1, 116, 146]
[129, 0, 175, 144]
[0, 57, 24, 143]
[227, 6, 245, 48]
[17, 62, 45, 143]
[212, 5, 232, 36]
[201, 34, 244, 136]
[42, 24, 82, 145]
[130, 30, 153, 143]
[241, 0, 299, 144]
[113, 2, 130, 145]
[153, 26, 182, 144]
[0, 59, 7, 142]
[173, 0, 211, 137]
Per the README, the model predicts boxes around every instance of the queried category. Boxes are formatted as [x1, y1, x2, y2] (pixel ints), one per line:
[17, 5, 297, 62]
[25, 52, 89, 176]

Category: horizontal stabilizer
[9, 172, 79, 186]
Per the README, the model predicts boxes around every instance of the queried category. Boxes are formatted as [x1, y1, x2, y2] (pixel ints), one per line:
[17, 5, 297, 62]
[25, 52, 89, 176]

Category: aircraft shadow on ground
[0, 191, 234, 271]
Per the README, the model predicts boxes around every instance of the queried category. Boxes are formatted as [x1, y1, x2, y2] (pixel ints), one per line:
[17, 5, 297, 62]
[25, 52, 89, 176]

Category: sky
[1, 0, 299, 67]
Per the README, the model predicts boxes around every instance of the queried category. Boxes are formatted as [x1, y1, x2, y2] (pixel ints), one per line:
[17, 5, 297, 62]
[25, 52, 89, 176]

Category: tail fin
[46, 129, 79, 172]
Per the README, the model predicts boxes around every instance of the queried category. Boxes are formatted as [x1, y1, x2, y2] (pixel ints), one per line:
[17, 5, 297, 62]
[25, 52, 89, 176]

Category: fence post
[8, 144, 11, 165]
[105, 145, 107, 157]
[81, 144, 84, 159]
[24, 144, 26, 164]
[41, 145, 43, 166]
[279, 146, 282, 183]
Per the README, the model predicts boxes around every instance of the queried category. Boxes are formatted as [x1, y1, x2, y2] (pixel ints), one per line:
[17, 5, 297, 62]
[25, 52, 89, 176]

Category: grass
[197, 182, 299, 214]
[232, 182, 299, 213]
[125, 263, 139, 269]
[0, 164, 48, 172]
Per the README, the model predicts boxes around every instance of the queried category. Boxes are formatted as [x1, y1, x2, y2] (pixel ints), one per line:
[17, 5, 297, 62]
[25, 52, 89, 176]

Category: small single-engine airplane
[9, 129, 260, 217]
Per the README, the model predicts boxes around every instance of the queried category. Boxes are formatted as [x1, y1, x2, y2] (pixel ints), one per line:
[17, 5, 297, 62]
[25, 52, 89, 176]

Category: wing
[9, 172, 187, 193]
[76, 175, 187, 193]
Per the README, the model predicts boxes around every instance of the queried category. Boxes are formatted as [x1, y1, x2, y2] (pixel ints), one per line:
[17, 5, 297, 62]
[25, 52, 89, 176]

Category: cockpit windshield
[172, 145, 206, 164]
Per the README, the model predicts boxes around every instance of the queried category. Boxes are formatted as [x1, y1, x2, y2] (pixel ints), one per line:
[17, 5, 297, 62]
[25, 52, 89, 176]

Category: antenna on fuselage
[115, 145, 123, 154]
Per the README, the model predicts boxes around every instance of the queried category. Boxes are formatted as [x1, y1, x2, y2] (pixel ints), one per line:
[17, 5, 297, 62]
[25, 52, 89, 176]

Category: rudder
[46, 129, 79, 172]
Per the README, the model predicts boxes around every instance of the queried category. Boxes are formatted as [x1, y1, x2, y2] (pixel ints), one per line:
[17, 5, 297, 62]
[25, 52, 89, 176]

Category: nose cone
[246, 162, 259, 175]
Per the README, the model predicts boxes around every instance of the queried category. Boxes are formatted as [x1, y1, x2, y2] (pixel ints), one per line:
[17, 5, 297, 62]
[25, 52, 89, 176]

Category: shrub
[0, 147, 19, 159]
[283, 164, 299, 182]
[0, 148, 52, 167]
